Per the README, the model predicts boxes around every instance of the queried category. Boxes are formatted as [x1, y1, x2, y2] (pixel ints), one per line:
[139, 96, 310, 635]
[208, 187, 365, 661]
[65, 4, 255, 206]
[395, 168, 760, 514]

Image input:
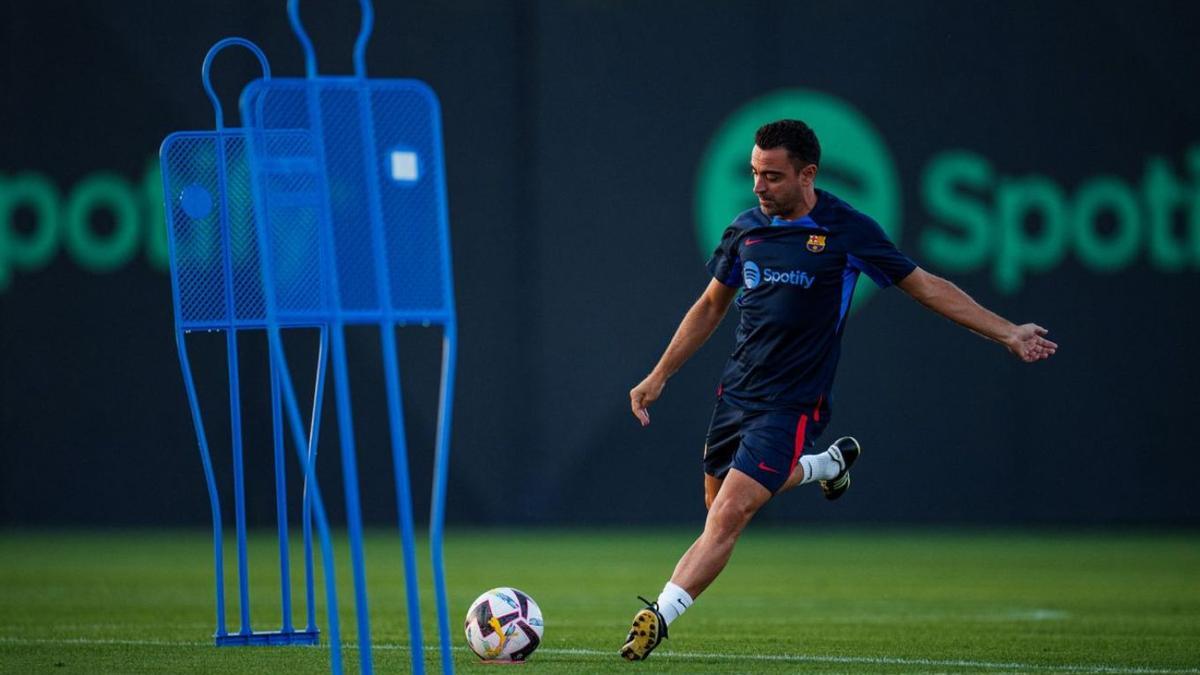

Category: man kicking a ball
[620, 119, 1057, 661]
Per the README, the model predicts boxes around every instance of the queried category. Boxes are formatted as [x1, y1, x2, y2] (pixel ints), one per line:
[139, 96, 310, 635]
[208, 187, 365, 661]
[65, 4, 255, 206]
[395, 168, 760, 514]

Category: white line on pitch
[0, 637, 210, 647]
[520, 646, 1200, 674]
[2, 636, 1197, 674]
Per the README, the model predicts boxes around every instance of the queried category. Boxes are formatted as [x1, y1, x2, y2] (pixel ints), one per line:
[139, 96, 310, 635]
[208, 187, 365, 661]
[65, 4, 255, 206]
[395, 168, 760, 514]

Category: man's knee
[707, 493, 758, 536]
[704, 470, 770, 536]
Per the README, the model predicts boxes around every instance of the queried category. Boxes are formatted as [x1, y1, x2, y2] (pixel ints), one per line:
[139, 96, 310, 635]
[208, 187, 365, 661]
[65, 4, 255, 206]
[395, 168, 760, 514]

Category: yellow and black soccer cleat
[619, 596, 667, 661]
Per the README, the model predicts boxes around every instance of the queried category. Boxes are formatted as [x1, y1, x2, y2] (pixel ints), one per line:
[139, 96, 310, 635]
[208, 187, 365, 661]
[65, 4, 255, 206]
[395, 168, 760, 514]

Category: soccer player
[619, 119, 1057, 661]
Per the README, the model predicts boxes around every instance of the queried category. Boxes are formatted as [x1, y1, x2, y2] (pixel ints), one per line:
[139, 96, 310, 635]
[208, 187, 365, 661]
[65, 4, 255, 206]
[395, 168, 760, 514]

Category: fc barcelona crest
[806, 234, 826, 253]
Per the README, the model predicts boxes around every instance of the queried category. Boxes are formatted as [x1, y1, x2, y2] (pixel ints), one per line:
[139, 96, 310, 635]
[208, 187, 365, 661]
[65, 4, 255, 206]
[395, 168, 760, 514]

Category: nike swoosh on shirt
[744, 238, 764, 246]
[757, 461, 780, 474]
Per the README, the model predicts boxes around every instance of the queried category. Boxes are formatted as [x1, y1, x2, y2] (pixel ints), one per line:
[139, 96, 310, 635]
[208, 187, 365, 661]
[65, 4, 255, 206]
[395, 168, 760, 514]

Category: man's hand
[630, 373, 667, 427]
[1006, 324, 1058, 362]
[898, 269, 1059, 364]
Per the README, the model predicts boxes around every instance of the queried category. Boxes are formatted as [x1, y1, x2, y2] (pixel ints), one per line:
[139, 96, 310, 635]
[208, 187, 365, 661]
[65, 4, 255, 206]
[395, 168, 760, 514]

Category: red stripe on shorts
[814, 395, 823, 422]
[789, 414, 809, 475]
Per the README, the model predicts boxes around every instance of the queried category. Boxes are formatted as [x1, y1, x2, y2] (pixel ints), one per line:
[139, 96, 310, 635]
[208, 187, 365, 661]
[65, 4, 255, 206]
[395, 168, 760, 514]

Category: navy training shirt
[705, 189, 917, 411]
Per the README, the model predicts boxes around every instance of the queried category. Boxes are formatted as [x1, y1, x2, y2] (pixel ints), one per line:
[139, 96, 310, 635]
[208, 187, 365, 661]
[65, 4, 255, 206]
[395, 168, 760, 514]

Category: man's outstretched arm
[630, 279, 738, 426]
[896, 267, 1058, 363]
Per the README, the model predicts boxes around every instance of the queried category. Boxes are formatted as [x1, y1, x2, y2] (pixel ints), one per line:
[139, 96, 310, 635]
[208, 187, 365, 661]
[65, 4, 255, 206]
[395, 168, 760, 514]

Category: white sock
[656, 581, 693, 626]
[798, 445, 842, 484]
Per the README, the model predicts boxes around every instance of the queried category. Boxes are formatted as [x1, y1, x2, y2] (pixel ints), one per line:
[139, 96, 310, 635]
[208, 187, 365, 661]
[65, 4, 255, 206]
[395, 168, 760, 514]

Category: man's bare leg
[670, 469, 772, 599]
[621, 469, 771, 661]
[623, 441, 856, 660]
[777, 462, 807, 494]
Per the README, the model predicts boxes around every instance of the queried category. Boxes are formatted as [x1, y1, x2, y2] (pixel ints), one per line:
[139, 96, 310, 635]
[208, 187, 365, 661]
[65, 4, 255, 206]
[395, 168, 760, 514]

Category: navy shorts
[702, 397, 830, 493]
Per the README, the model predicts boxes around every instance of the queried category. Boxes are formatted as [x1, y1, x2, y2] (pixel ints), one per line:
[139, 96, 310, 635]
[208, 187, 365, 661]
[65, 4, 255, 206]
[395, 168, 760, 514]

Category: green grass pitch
[1, 528, 1197, 673]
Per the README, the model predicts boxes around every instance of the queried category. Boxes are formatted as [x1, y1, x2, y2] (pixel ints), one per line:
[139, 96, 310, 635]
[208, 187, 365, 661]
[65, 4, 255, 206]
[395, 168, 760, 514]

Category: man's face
[750, 145, 814, 218]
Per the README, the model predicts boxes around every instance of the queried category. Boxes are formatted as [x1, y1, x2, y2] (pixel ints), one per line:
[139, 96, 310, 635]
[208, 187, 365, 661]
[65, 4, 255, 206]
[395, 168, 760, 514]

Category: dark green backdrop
[2, 1, 1197, 526]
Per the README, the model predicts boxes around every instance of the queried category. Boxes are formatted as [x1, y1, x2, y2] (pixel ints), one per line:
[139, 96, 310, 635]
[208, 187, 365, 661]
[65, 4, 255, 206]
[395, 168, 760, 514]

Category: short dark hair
[755, 119, 821, 170]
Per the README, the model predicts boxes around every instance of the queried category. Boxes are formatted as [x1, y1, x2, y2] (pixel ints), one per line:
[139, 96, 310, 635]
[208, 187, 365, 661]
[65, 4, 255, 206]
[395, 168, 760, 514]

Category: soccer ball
[463, 587, 544, 662]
